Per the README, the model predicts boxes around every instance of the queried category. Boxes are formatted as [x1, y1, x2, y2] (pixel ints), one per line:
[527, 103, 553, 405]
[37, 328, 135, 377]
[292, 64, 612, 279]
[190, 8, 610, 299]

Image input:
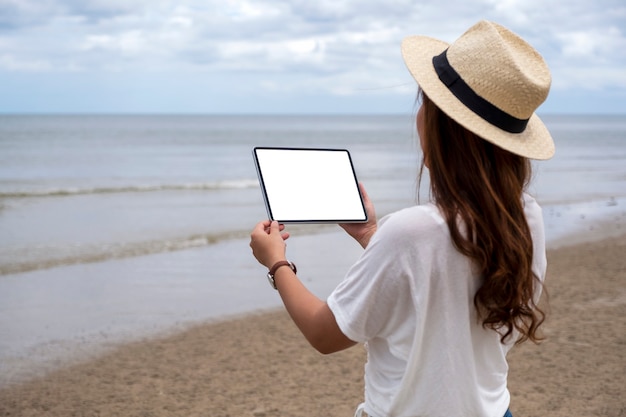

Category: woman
[250, 20, 553, 417]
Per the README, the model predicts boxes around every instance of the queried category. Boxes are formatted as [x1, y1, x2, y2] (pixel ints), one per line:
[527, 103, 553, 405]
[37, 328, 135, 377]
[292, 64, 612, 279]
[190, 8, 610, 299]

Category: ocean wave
[0, 222, 341, 276]
[0, 180, 259, 198]
[0, 230, 252, 276]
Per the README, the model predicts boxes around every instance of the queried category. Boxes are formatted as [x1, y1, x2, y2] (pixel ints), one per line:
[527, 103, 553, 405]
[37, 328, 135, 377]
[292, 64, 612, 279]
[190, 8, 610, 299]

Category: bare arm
[272, 266, 356, 354]
[249, 220, 356, 354]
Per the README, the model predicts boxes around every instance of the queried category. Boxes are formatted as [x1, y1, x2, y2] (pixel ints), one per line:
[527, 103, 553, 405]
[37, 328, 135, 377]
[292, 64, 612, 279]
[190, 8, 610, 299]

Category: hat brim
[402, 35, 555, 160]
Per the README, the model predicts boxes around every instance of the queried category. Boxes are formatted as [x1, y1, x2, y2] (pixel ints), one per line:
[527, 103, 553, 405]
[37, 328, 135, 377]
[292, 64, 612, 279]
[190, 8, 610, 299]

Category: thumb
[269, 220, 280, 234]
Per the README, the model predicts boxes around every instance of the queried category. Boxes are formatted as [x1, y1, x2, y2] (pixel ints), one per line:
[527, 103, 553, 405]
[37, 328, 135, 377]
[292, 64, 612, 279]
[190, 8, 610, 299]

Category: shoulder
[523, 192, 542, 215]
[368, 204, 449, 251]
[522, 193, 545, 235]
[378, 204, 446, 236]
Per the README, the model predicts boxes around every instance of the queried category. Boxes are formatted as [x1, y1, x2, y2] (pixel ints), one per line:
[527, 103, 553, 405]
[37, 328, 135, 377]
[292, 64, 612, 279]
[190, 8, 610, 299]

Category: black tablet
[253, 147, 368, 223]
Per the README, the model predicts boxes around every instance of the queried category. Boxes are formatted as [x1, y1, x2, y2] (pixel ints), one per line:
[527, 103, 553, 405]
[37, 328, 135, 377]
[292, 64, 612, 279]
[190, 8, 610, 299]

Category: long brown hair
[418, 90, 545, 344]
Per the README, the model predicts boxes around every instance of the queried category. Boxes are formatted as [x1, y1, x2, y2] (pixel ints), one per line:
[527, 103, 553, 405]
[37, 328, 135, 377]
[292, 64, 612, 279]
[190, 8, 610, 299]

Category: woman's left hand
[339, 182, 377, 249]
[249, 220, 291, 269]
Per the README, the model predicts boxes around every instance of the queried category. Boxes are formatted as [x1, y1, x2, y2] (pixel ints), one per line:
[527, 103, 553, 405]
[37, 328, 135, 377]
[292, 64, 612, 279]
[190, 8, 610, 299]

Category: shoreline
[0, 202, 625, 387]
[1, 232, 625, 416]
[0, 197, 626, 370]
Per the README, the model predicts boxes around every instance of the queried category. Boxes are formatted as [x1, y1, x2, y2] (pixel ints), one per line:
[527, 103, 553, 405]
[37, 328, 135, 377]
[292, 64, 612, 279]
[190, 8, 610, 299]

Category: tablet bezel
[253, 146, 368, 224]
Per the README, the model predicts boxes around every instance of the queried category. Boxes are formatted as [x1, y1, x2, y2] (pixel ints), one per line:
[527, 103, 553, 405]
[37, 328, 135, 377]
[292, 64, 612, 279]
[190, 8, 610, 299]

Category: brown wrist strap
[269, 260, 296, 277]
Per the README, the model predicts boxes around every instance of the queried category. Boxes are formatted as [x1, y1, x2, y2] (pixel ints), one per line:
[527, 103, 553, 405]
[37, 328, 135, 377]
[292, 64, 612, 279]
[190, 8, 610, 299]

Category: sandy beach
[1, 233, 625, 417]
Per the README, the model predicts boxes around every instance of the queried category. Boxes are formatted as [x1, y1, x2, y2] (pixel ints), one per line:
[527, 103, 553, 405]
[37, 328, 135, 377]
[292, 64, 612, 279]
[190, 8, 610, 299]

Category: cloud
[0, 53, 51, 71]
[557, 26, 624, 61]
[548, 7, 626, 91]
[0, 0, 57, 30]
[0, 0, 624, 113]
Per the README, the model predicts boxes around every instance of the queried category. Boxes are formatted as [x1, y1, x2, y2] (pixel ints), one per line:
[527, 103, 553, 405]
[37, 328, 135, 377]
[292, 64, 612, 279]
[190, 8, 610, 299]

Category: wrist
[358, 226, 377, 248]
[267, 260, 297, 290]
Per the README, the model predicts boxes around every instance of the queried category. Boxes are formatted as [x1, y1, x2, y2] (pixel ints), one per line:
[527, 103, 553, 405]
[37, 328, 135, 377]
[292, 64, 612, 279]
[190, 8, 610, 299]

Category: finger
[358, 182, 372, 205]
[252, 220, 273, 241]
[251, 222, 264, 238]
[255, 220, 271, 231]
[269, 220, 281, 235]
[358, 182, 368, 197]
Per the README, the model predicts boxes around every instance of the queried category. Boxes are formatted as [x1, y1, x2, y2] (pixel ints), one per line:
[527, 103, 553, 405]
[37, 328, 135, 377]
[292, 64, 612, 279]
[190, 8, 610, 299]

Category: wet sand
[1, 235, 625, 417]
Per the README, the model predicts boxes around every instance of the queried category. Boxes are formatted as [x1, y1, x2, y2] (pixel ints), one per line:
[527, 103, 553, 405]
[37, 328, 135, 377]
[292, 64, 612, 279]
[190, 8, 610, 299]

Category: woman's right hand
[250, 220, 290, 269]
[339, 182, 377, 249]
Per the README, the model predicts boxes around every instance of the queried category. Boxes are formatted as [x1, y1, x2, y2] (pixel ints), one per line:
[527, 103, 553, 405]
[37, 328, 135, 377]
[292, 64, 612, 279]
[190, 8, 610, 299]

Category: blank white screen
[254, 148, 367, 222]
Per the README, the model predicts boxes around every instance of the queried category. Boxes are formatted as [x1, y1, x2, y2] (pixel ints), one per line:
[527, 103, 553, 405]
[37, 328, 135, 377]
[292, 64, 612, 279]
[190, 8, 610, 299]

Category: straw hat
[402, 20, 555, 160]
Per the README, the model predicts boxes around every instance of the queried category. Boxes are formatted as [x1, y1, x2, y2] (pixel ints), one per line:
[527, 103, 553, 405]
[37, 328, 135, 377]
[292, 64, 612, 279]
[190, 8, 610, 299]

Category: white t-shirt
[327, 193, 546, 417]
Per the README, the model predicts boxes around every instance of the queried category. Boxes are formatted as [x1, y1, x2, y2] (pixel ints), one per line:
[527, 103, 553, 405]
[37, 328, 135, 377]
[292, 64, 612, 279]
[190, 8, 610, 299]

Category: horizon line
[1, 111, 625, 117]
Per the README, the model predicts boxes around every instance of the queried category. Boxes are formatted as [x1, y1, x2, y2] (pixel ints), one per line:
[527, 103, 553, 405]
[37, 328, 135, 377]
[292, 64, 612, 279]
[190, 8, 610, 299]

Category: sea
[0, 114, 625, 386]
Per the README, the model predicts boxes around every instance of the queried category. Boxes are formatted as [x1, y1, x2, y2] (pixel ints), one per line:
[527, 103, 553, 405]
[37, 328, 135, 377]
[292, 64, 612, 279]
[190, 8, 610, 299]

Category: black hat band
[432, 49, 529, 134]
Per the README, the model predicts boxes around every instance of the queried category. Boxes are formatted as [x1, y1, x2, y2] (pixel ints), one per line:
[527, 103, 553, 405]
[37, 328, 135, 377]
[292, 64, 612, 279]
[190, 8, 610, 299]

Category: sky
[0, 0, 625, 114]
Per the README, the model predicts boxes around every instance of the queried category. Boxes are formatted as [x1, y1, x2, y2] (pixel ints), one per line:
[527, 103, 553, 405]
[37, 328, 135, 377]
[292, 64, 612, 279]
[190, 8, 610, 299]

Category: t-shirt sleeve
[327, 211, 428, 343]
